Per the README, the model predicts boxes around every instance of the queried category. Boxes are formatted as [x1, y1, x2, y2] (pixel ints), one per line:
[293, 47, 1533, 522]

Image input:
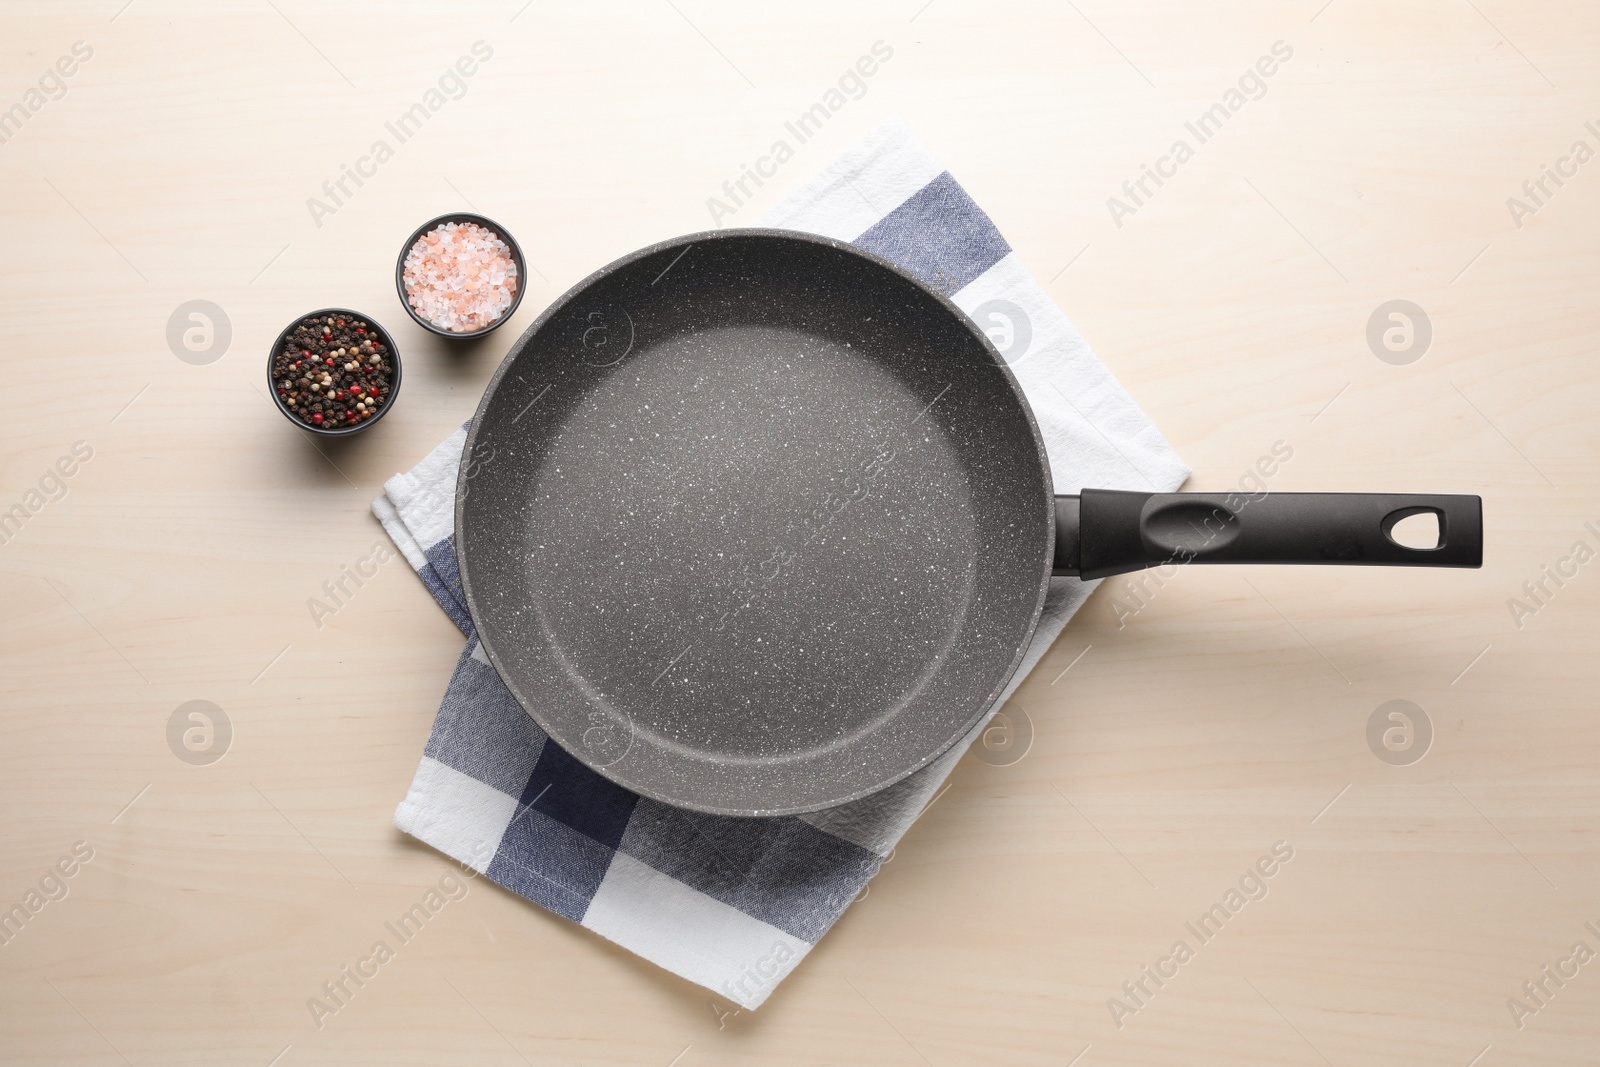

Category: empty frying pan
[457, 229, 1482, 817]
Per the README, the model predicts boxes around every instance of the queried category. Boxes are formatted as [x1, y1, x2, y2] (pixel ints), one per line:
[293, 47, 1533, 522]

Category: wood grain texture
[1, 1, 1595, 1064]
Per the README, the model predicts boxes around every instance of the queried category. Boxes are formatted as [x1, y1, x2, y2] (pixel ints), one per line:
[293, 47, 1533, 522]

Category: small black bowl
[267, 308, 402, 437]
[395, 212, 527, 339]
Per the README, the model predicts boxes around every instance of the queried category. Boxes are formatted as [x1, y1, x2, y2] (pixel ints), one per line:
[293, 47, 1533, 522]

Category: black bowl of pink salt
[396, 213, 525, 339]
[269, 309, 401, 436]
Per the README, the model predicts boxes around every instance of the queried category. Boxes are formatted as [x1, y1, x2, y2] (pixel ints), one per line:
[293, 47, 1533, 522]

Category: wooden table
[3, 2, 1595, 1064]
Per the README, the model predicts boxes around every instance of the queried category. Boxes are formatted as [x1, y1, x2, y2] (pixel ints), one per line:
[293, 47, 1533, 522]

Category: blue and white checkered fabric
[373, 118, 1189, 1009]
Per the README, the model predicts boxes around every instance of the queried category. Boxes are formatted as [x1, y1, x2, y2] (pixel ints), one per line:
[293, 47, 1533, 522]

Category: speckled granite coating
[457, 230, 1053, 815]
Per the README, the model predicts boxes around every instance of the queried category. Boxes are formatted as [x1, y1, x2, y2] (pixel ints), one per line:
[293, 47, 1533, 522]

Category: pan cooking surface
[458, 231, 1053, 815]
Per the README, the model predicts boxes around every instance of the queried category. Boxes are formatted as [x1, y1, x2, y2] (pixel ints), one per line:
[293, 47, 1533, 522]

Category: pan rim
[456, 227, 1056, 816]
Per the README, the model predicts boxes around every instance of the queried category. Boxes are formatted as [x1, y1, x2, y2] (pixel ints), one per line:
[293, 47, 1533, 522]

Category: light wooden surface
[2, 1, 1597, 1064]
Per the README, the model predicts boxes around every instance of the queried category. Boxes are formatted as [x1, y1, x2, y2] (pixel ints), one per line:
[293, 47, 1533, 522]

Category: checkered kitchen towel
[373, 117, 1189, 1009]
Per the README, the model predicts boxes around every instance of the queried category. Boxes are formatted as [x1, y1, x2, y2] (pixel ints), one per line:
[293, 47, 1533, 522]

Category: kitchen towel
[374, 116, 1190, 1009]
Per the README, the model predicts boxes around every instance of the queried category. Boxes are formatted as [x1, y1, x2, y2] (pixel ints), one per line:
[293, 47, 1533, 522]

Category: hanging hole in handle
[1383, 506, 1444, 551]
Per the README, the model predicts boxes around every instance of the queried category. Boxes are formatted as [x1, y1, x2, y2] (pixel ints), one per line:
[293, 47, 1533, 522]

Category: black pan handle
[1053, 490, 1483, 579]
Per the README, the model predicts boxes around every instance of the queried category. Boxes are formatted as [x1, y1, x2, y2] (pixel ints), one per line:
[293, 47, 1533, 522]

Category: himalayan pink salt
[402, 221, 520, 333]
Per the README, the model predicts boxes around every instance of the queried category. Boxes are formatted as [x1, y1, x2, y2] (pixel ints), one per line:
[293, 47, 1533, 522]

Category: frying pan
[457, 229, 1482, 817]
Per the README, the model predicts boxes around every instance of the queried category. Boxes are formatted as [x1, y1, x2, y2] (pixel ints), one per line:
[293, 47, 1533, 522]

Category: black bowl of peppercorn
[269, 309, 401, 436]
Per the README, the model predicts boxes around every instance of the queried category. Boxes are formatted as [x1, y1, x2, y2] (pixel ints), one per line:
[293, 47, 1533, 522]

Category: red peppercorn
[326, 358, 334, 366]
[356, 327, 366, 334]
[312, 413, 324, 424]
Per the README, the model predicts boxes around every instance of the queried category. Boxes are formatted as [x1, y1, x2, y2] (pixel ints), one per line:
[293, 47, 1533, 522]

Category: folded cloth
[374, 117, 1190, 1009]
